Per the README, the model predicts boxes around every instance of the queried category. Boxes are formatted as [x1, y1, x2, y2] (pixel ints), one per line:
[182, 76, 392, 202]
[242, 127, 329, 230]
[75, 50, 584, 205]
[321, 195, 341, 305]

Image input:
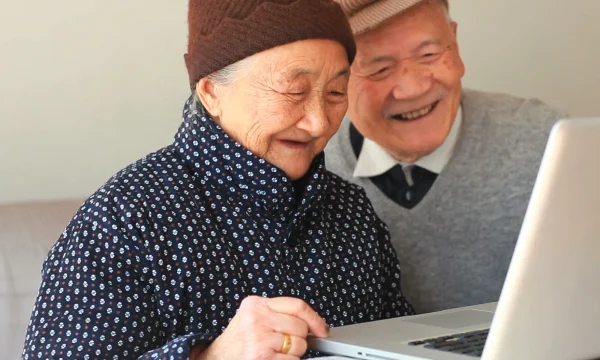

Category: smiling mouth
[391, 101, 440, 121]
[279, 139, 311, 149]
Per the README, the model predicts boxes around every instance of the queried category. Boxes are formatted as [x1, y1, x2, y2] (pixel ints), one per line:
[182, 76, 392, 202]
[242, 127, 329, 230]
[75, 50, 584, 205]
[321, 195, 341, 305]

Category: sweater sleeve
[22, 202, 219, 360]
[377, 222, 416, 318]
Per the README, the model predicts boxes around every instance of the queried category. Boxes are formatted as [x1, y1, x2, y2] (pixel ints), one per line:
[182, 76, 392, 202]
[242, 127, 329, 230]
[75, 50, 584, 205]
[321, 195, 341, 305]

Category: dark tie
[349, 124, 438, 209]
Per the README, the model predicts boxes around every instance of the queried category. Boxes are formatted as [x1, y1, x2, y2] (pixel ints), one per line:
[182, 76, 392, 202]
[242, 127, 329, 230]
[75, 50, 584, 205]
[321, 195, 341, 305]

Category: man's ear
[196, 78, 222, 118]
[451, 21, 458, 38]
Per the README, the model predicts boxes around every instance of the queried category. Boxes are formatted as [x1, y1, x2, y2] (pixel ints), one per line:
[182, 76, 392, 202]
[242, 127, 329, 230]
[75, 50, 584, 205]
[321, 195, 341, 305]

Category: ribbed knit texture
[335, 0, 448, 35]
[184, 0, 356, 89]
[325, 89, 568, 313]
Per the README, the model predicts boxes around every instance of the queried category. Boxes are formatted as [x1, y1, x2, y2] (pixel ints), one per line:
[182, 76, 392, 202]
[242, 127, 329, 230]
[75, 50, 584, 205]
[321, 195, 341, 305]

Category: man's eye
[329, 90, 345, 96]
[368, 67, 391, 80]
[421, 51, 443, 62]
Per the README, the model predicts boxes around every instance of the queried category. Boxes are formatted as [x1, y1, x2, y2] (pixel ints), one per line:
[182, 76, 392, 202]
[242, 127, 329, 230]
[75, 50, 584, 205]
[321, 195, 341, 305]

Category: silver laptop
[309, 118, 600, 360]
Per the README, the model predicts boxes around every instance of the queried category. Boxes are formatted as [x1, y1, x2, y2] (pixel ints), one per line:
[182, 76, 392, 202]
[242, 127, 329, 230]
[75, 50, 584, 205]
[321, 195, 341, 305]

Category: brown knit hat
[184, 0, 357, 89]
[335, 0, 448, 35]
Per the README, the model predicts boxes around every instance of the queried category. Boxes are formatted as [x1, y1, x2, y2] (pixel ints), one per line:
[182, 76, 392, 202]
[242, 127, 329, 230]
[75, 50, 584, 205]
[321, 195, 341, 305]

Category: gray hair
[192, 55, 255, 106]
[423, 0, 451, 22]
[438, 0, 452, 22]
[205, 55, 255, 87]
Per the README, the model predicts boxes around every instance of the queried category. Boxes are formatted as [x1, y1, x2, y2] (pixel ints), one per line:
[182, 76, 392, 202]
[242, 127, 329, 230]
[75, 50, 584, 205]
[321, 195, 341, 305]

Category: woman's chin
[267, 153, 314, 181]
[276, 160, 312, 181]
[283, 166, 311, 181]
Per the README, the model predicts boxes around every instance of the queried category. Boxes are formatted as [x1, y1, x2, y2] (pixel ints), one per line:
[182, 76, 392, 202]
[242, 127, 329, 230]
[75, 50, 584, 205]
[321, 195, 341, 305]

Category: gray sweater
[325, 89, 569, 313]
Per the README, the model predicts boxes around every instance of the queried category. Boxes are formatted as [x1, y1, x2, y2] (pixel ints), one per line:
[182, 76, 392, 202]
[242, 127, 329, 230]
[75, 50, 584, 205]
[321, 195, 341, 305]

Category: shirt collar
[353, 106, 463, 178]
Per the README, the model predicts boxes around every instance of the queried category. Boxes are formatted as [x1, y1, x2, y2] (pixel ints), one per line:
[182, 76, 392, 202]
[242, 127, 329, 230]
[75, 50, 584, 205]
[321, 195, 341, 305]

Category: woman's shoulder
[76, 145, 203, 223]
[103, 145, 194, 199]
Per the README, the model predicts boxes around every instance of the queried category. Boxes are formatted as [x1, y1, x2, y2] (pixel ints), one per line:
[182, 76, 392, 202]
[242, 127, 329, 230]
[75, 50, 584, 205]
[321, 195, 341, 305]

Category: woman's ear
[195, 78, 222, 118]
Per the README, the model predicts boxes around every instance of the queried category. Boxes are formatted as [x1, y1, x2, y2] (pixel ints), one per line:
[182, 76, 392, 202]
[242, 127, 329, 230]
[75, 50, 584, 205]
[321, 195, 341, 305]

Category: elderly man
[326, 0, 569, 313]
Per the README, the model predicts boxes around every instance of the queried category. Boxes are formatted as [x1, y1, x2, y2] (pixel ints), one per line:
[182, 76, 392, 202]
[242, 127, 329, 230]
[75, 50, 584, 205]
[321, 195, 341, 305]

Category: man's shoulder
[462, 88, 569, 126]
[460, 89, 569, 174]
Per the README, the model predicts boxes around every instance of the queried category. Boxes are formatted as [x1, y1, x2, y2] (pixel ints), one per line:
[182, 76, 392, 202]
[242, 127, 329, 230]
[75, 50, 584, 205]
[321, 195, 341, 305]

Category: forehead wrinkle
[286, 65, 350, 84]
[356, 37, 448, 70]
[257, 55, 349, 91]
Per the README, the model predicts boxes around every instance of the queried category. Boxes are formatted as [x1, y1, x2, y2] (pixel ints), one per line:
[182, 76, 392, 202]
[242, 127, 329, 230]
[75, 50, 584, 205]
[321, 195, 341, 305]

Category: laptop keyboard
[408, 328, 489, 357]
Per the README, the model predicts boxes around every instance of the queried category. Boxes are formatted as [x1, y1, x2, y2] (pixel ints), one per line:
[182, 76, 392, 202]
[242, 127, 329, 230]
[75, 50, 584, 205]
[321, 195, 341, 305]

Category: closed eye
[420, 51, 443, 62]
[368, 67, 391, 80]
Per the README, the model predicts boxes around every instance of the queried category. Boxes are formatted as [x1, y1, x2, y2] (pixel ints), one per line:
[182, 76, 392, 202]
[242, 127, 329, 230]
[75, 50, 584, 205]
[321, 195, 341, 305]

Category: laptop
[308, 118, 600, 360]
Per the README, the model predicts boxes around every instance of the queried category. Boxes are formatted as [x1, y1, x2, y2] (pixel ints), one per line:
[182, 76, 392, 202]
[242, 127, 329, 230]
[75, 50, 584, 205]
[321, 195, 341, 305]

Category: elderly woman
[22, 1, 414, 359]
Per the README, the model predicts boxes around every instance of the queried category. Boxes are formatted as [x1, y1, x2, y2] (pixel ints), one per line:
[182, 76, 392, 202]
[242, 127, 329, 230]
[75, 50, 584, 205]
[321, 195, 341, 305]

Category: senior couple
[22, 0, 567, 359]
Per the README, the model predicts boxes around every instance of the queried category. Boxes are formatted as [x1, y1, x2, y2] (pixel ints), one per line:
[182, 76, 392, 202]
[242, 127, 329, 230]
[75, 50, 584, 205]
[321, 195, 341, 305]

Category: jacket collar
[173, 96, 327, 216]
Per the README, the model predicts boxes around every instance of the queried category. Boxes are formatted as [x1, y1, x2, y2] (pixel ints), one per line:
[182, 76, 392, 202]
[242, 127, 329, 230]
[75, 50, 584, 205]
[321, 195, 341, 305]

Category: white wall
[452, 0, 600, 118]
[1, 0, 599, 204]
[0, 1, 189, 204]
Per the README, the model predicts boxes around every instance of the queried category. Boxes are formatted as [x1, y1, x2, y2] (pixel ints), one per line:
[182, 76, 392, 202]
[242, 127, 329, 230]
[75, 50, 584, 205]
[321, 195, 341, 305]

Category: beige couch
[0, 200, 82, 360]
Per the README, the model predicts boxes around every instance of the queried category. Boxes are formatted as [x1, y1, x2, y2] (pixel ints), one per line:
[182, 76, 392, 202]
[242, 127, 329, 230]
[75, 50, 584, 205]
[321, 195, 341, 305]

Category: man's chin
[391, 139, 445, 161]
[389, 120, 452, 153]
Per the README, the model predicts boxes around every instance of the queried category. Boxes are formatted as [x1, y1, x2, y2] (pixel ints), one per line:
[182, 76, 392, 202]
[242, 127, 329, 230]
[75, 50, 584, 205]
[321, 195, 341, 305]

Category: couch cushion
[0, 200, 82, 360]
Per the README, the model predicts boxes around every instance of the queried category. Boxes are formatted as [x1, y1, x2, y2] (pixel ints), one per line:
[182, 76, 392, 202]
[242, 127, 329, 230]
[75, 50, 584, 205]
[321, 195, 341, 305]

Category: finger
[283, 334, 308, 358]
[267, 312, 309, 338]
[272, 354, 299, 360]
[270, 333, 307, 358]
[266, 297, 329, 337]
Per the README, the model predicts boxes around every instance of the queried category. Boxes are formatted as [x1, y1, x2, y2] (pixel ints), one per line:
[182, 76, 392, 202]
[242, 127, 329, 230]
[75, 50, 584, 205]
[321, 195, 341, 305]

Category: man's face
[348, 1, 465, 162]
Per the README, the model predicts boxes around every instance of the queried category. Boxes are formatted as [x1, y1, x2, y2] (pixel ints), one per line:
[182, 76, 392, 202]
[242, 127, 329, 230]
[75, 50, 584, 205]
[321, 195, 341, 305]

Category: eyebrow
[415, 39, 443, 52]
[333, 67, 351, 78]
[288, 67, 350, 81]
[364, 39, 443, 65]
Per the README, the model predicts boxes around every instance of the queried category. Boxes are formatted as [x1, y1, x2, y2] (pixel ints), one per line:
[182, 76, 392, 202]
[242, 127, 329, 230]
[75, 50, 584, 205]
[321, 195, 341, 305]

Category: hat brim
[348, 0, 423, 35]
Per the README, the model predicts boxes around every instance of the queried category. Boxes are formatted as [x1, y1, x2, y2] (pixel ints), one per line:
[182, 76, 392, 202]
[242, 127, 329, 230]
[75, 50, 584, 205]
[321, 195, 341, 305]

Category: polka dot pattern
[22, 97, 414, 359]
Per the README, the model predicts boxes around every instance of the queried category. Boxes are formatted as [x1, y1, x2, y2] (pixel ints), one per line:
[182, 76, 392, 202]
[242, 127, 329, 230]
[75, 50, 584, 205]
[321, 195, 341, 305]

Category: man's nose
[391, 62, 434, 100]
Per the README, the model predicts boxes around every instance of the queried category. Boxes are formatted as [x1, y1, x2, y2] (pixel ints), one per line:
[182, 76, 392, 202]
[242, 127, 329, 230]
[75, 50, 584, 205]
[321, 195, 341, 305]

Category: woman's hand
[193, 295, 330, 360]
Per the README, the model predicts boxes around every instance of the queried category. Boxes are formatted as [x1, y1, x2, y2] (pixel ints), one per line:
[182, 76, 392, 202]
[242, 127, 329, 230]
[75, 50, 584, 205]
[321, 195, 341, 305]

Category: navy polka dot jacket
[23, 97, 415, 359]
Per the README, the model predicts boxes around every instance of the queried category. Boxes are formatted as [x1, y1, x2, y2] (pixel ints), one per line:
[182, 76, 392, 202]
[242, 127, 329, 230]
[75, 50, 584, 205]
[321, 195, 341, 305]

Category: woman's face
[197, 39, 351, 180]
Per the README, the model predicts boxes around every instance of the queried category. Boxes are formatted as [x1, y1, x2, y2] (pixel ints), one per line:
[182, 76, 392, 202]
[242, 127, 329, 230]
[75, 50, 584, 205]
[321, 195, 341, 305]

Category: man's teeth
[396, 103, 435, 120]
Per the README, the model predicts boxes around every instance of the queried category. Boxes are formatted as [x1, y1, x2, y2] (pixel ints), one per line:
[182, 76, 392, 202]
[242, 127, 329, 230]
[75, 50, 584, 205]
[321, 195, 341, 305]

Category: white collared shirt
[353, 106, 463, 178]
